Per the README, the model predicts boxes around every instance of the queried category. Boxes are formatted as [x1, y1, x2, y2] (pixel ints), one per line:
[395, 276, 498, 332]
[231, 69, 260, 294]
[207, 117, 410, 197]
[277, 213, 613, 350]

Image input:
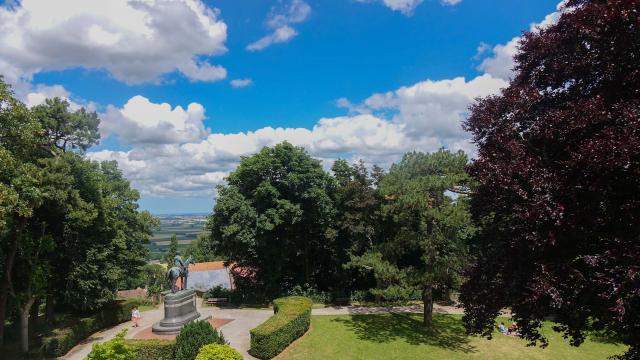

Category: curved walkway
[63, 302, 463, 360]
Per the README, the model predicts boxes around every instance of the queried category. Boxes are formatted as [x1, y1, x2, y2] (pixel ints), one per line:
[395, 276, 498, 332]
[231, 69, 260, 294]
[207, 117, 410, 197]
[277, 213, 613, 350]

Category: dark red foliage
[460, 1, 640, 357]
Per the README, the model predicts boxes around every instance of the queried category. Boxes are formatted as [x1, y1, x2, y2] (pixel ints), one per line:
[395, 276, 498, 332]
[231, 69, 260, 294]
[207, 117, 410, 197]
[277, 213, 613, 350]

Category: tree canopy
[0, 79, 155, 352]
[348, 150, 474, 327]
[209, 142, 335, 297]
[460, 1, 640, 358]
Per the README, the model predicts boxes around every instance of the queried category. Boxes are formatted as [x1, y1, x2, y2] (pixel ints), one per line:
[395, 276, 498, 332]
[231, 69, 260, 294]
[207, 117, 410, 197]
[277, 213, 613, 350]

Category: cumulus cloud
[356, 0, 460, 16]
[476, 1, 568, 80]
[230, 79, 253, 88]
[0, 0, 228, 85]
[100, 95, 209, 145]
[89, 72, 506, 198]
[363, 74, 507, 138]
[247, 0, 310, 51]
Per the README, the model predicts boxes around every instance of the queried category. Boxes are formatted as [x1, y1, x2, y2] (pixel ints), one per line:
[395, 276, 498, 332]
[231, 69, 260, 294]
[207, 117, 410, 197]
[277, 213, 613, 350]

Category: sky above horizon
[0, 0, 562, 214]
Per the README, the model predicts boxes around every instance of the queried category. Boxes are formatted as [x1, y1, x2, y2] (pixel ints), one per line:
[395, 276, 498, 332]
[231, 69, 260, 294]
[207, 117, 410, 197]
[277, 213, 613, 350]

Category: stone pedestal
[152, 289, 210, 335]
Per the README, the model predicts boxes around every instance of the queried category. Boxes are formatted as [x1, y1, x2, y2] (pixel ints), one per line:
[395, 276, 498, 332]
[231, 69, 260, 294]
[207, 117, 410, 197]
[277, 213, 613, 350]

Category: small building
[176, 261, 235, 291]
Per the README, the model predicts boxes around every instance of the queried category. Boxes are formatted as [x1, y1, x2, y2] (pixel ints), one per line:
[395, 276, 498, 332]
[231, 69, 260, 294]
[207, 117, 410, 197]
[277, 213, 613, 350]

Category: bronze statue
[167, 255, 194, 293]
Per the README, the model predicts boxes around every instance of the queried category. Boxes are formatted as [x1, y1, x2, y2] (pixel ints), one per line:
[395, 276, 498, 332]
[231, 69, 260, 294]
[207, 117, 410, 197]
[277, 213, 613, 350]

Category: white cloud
[247, 0, 310, 51]
[476, 1, 568, 81]
[89, 72, 506, 198]
[23, 83, 96, 111]
[230, 79, 253, 88]
[100, 95, 209, 145]
[356, 0, 460, 16]
[0, 0, 228, 85]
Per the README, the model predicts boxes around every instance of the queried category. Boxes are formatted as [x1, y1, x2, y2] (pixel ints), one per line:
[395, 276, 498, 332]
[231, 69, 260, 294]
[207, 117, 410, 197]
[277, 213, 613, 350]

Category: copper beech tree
[461, 0, 639, 358]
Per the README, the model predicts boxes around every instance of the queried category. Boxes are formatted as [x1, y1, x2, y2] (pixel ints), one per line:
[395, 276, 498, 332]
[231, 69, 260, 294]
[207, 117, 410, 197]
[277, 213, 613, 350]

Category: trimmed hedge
[249, 296, 312, 359]
[195, 344, 243, 360]
[41, 299, 139, 357]
[175, 320, 227, 360]
[126, 339, 175, 360]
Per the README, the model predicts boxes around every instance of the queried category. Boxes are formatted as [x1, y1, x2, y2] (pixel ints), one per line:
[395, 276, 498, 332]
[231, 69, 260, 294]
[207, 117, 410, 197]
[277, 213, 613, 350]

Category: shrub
[126, 339, 175, 360]
[41, 300, 137, 357]
[349, 290, 372, 303]
[175, 320, 227, 360]
[286, 284, 330, 304]
[87, 329, 138, 360]
[205, 285, 232, 299]
[195, 344, 243, 360]
[249, 296, 312, 359]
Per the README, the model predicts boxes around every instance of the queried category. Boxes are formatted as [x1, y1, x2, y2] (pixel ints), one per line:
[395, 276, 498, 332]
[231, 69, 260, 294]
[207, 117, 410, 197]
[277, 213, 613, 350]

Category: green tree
[0, 79, 46, 346]
[348, 150, 474, 328]
[210, 142, 335, 297]
[0, 78, 155, 350]
[31, 97, 100, 152]
[165, 234, 178, 268]
[184, 234, 218, 263]
[330, 159, 382, 291]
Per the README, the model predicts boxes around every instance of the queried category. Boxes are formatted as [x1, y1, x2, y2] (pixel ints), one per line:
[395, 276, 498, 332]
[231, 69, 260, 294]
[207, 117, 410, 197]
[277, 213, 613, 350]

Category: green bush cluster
[175, 320, 228, 360]
[205, 285, 232, 299]
[126, 339, 176, 360]
[87, 329, 137, 360]
[249, 296, 312, 359]
[195, 344, 243, 360]
[41, 299, 138, 357]
[286, 284, 330, 304]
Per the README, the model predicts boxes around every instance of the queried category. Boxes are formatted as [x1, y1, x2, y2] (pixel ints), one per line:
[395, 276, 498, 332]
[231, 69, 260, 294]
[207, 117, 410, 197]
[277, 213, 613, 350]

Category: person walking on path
[131, 306, 141, 328]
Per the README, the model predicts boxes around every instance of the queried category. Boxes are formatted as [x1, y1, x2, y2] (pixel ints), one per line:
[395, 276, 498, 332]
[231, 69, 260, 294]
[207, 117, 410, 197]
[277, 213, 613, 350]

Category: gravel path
[62, 302, 463, 359]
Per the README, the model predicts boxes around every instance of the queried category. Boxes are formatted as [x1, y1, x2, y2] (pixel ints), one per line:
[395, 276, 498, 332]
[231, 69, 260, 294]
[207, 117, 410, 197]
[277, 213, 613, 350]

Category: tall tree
[349, 150, 474, 328]
[184, 234, 218, 263]
[330, 159, 381, 290]
[210, 142, 334, 297]
[31, 98, 100, 152]
[0, 79, 45, 346]
[166, 234, 178, 268]
[0, 80, 155, 349]
[461, 1, 640, 358]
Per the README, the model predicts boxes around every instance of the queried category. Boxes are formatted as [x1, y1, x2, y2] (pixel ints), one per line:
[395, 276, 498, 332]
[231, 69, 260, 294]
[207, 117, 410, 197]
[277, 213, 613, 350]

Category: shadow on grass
[332, 313, 475, 353]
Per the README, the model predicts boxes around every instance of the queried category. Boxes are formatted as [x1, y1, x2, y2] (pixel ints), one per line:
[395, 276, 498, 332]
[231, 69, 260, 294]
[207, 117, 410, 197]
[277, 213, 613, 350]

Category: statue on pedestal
[153, 254, 209, 335]
[167, 255, 193, 293]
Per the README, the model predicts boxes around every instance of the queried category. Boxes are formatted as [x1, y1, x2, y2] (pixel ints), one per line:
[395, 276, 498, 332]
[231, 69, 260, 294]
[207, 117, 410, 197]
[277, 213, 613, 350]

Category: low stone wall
[117, 287, 148, 299]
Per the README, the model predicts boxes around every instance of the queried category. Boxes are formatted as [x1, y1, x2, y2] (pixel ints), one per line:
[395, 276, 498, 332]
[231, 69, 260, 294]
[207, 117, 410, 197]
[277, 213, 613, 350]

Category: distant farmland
[147, 213, 208, 260]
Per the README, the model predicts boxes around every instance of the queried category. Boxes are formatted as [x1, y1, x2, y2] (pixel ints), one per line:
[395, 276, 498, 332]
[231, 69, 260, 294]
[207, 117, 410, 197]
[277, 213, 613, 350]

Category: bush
[349, 290, 372, 303]
[126, 339, 175, 360]
[286, 284, 330, 304]
[41, 300, 137, 357]
[205, 285, 232, 299]
[195, 344, 243, 360]
[175, 320, 227, 360]
[249, 296, 312, 359]
[87, 329, 138, 360]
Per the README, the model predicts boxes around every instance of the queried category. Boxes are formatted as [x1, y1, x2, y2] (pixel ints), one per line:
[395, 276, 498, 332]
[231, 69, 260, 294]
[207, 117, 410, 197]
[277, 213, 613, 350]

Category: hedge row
[126, 339, 176, 360]
[196, 344, 243, 360]
[41, 298, 144, 357]
[249, 296, 312, 359]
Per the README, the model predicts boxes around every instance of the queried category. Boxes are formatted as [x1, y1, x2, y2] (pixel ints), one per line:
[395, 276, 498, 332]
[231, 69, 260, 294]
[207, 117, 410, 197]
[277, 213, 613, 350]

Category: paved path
[63, 302, 463, 360]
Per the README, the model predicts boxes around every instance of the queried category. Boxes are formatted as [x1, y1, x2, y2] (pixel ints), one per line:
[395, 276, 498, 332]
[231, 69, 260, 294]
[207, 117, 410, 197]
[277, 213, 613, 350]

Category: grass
[277, 314, 627, 360]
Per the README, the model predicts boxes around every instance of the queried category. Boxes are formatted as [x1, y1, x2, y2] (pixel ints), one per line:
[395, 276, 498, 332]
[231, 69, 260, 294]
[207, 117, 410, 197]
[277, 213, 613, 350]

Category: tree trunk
[19, 296, 35, 353]
[422, 285, 433, 329]
[0, 216, 27, 346]
[30, 297, 40, 335]
[45, 293, 55, 323]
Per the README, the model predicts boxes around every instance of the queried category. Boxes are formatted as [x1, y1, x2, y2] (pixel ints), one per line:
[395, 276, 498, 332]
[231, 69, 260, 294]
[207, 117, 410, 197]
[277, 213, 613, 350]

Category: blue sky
[0, 0, 561, 214]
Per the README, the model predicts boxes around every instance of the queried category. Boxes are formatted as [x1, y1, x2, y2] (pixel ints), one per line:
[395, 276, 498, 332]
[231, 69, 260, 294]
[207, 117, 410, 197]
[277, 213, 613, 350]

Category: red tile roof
[187, 261, 227, 272]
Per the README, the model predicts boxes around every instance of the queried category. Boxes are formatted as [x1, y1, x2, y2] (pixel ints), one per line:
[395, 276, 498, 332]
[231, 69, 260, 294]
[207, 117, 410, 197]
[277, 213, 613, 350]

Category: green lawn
[277, 314, 626, 360]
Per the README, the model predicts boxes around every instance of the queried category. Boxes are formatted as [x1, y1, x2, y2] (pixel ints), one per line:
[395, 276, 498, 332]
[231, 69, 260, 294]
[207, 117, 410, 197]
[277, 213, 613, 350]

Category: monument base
[152, 289, 210, 335]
